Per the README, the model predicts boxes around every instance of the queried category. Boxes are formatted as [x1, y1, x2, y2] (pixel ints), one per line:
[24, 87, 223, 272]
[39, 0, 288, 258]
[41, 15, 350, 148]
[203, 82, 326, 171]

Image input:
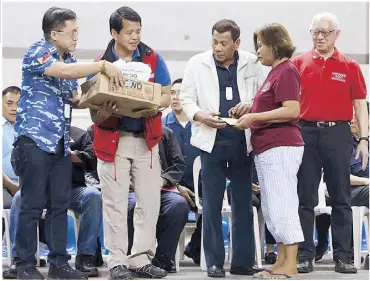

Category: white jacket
[180, 50, 266, 153]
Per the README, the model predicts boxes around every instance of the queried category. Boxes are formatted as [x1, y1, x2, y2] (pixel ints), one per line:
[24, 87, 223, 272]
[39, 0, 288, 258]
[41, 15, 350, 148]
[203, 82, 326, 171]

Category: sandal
[261, 272, 299, 280]
[253, 269, 273, 278]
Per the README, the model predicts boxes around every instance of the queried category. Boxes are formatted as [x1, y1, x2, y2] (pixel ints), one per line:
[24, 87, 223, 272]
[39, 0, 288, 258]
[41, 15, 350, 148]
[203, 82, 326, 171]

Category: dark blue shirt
[214, 51, 245, 142]
[162, 111, 200, 190]
[350, 137, 369, 183]
[111, 44, 171, 133]
[14, 39, 78, 155]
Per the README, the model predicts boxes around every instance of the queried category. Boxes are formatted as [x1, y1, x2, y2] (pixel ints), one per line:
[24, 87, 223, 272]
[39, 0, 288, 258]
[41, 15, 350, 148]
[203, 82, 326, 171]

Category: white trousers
[254, 146, 304, 245]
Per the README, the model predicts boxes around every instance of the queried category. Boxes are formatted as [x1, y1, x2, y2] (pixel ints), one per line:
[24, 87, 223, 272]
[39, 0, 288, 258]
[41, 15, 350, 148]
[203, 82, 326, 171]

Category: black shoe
[48, 263, 88, 280]
[130, 264, 167, 278]
[364, 255, 369, 270]
[3, 264, 17, 279]
[152, 255, 176, 273]
[207, 265, 225, 278]
[315, 245, 328, 262]
[109, 265, 135, 280]
[297, 259, 314, 273]
[17, 267, 45, 280]
[230, 266, 264, 275]
[264, 252, 277, 264]
[334, 260, 357, 274]
[76, 254, 99, 277]
[184, 243, 200, 265]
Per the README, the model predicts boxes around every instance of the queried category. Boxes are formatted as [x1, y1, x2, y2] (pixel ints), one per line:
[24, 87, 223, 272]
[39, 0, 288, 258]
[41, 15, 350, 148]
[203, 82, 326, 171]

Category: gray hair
[310, 12, 341, 31]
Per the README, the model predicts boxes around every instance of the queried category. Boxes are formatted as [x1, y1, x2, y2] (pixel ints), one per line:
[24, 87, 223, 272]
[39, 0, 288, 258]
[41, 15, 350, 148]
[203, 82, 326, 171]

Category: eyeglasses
[54, 29, 79, 39]
[310, 30, 336, 38]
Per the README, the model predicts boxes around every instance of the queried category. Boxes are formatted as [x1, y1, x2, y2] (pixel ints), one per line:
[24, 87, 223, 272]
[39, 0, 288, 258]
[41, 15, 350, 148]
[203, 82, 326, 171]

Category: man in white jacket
[179, 19, 266, 278]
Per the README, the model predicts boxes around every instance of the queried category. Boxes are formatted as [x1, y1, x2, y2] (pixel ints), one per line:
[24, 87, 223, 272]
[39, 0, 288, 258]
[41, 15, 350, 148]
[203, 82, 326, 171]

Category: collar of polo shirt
[311, 47, 339, 60]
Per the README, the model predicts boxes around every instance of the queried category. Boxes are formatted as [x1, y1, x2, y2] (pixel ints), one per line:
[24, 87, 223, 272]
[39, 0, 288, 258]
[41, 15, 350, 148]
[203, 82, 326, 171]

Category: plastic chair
[2, 209, 12, 265]
[352, 206, 369, 269]
[313, 173, 333, 262]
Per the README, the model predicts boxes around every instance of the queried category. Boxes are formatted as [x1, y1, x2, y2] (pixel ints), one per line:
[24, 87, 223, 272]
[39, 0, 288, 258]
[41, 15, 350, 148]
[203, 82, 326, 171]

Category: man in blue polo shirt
[162, 78, 202, 265]
[89, 6, 171, 280]
[12, 7, 123, 280]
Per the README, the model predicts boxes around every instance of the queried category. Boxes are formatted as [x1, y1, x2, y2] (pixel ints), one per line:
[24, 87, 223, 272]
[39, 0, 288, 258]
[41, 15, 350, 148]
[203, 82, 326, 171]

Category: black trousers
[297, 122, 353, 261]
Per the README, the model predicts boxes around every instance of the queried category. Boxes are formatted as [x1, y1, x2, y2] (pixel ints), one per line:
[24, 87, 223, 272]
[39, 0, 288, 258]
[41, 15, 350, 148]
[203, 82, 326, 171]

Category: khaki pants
[98, 131, 161, 269]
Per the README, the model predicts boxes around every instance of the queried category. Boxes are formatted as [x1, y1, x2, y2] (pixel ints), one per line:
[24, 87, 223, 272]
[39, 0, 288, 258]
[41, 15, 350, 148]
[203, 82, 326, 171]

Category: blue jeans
[12, 136, 72, 268]
[127, 190, 189, 261]
[10, 187, 102, 258]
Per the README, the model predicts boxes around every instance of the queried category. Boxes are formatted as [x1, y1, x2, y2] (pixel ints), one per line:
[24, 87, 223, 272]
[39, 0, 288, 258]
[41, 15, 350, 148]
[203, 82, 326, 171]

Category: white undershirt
[179, 121, 189, 128]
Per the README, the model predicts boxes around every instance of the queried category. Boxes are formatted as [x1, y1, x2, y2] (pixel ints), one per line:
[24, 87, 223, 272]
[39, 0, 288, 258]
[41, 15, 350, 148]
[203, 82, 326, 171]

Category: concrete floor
[3, 253, 369, 280]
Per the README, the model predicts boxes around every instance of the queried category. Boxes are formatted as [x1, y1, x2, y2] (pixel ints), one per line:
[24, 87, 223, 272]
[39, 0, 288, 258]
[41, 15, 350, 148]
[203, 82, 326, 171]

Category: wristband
[100, 60, 106, 74]
[359, 137, 369, 142]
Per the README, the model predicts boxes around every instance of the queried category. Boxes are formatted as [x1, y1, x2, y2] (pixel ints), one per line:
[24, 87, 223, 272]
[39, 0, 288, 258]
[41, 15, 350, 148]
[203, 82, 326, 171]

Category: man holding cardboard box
[12, 7, 124, 280]
[88, 6, 171, 280]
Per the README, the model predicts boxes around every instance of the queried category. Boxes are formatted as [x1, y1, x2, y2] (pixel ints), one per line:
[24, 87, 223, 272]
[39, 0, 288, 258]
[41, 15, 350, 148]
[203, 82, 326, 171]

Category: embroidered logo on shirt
[261, 82, 271, 92]
[37, 54, 51, 64]
[331, 72, 346, 83]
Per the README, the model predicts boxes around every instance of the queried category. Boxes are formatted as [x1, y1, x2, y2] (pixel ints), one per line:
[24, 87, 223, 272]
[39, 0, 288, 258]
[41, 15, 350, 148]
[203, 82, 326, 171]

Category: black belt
[300, 120, 350, 128]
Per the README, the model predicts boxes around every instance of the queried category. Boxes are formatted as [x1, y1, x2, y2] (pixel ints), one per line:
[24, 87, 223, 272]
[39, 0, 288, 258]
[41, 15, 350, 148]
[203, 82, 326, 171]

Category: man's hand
[177, 185, 196, 207]
[194, 111, 226, 129]
[235, 113, 257, 130]
[228, 102, 252, 118]
[252, 183, 260, 194]
[104, 61, 125, 89]
[71, 151, 83, 164]
[355, 140, 369, 171]
[98, 100, 117, 119]
[7, 184, 18, 196]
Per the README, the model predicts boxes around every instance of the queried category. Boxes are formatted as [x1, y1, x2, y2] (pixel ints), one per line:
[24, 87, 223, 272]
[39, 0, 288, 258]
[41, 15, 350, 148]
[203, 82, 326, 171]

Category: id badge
[226, 87, 233, 100]
[64, 103, 71, 119]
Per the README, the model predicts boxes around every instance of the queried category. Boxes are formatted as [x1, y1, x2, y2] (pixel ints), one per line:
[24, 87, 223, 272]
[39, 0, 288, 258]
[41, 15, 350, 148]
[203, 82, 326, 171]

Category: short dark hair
[172, 78, 183, 86]
[110, 6, 141, 35]
[254, 23, 296, 60]
[42, 7, 77, 40]
[212, 19, 240, 42]
[2, 86, 21, 97]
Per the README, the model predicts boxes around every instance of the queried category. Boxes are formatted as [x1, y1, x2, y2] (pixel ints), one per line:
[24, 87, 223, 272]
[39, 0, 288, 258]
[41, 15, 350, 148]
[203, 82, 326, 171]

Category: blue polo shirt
[111, 44, 171, 133]
[215, 51, 245, 142]
[162, 111, 200, 190]
[14, 39, 78, 155]
[2, 117, 18, 183]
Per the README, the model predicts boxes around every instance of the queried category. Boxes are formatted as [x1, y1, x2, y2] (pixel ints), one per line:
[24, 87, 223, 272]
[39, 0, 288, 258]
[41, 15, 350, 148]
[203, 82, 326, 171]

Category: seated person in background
[127, 126, 188, 273]
[162, 78, 202, 265]
[4, 126, 102, 278]
[2, 86, 20, 211]
[315, 114, 369, 270]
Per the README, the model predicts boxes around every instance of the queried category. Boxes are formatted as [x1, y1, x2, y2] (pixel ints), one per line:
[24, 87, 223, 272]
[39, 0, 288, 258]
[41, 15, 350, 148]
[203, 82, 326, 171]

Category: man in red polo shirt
[293, 12, 368, 274]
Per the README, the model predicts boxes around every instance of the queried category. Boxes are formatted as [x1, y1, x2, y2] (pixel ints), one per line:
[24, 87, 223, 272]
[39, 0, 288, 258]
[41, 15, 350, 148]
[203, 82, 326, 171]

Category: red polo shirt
[292, 48, 367, 121]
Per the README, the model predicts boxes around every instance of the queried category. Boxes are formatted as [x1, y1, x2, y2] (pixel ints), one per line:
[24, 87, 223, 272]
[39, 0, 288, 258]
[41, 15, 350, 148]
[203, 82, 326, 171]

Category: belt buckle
[316, 122, 326, 128]
[317, 121, 336, 128]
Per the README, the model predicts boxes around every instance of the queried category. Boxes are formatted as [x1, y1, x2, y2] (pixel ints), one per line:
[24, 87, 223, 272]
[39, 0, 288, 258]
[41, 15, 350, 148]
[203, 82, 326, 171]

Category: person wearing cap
[292, 12, 368, 274]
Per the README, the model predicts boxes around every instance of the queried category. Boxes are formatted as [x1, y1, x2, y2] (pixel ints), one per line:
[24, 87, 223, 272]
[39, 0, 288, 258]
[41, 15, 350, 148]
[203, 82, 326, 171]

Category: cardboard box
[79, 73, 161, 118]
